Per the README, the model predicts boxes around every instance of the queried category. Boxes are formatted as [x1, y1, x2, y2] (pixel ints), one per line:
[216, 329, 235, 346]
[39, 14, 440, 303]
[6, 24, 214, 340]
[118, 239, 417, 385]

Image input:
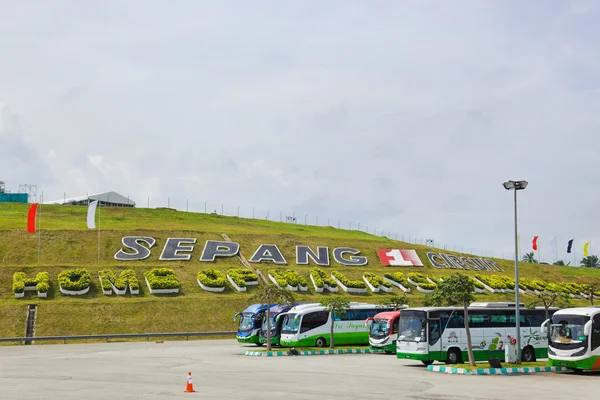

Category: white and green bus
[546, 307, 600, 372]
[396, 302, 557, 365]
[279, 303, 392, 347]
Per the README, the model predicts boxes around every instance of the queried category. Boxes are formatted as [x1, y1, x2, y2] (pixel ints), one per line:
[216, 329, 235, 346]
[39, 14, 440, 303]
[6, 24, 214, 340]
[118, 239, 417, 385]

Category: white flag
[550, 237, 557, 250]
[87, 200, 98, 229]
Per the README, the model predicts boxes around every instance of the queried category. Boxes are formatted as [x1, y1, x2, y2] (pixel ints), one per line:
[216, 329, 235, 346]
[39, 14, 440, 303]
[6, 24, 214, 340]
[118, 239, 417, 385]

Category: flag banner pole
[97, 200, 101, 264]
[38, 192, 43, 264]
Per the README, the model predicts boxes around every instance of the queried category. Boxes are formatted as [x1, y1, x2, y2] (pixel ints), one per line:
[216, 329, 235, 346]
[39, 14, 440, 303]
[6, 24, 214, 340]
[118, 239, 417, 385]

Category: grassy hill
[1, 203, 599, 340]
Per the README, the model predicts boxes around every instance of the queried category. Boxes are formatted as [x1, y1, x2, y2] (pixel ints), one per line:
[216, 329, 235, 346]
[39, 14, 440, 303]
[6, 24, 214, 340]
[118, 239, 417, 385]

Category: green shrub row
[363, 272, 392, 288]
[227, 268, 258, 288]
[475, 275, 515, 290]
[310, 267, 337, 289]
[331, 271, 366, 289]
[383, 272, 410, 287]
[269, 270, 308, 288]
[407, 272, 428, 284]
[419, 282, 437, 290]
[144, 268, 180, 290]
[99, 269, 139, 291]
[197, 268, 227, 288]
[12, 271, 50, 294]
[58, 269, 92, 291]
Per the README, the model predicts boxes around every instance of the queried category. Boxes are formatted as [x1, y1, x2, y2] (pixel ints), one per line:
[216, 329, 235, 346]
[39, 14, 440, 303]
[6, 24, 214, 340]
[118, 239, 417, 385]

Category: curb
[244, 348, 383, 357]
[427, 365, 570, 375]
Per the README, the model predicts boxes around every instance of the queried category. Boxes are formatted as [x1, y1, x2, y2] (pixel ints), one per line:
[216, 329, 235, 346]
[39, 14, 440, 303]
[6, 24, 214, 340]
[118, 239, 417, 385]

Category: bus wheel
[572, 368, 584, 374]
[522, 346, 535, 362]
[315, 337, 327, 347]
[255, 342, 264, 347]
[446, 348, 462, 364]
[422, 361, 433, 366]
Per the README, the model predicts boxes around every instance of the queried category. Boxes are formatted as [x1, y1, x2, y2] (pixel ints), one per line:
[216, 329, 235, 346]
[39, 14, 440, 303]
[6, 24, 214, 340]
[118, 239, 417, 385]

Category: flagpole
[97, 198, 101, 264]
[37, 192, 43, 264]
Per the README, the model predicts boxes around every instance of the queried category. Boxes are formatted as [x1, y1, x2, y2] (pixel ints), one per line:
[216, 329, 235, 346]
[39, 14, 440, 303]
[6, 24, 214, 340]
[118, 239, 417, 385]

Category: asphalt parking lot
[0, 339, 597, 399]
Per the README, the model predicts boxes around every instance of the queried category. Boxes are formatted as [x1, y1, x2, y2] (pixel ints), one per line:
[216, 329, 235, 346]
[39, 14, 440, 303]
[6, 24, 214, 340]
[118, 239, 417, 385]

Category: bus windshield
[550, 314, 589, 348]
[261, 314, 278, 332]
[282, 313, 299, 334]
[398, 311, 426, 342]
[370, 319, 390, 339]
[238, 314, 255, 332]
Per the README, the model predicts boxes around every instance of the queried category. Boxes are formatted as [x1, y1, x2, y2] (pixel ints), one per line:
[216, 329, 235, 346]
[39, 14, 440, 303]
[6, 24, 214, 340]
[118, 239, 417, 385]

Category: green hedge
[269, 270, 308, 288]
[13, 271, 50, 294]
[407, 273, 428, 285]
[144, 268, 180, 290]
[58, 269, 92, 291]
[310, 267, 337, 288]
[99, 269, 139, 291]
[331, 271, 366, 289]
[197, 268, 227, 288]
[227, 268, 258, 288]
[419, 282, 436, 290]
[364, 272, 391, 288]
[383, 272, 410, 287]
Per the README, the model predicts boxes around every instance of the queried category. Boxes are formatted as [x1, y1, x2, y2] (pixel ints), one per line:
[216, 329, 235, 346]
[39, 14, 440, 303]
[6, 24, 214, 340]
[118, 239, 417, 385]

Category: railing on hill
[0, 331, 236, 345]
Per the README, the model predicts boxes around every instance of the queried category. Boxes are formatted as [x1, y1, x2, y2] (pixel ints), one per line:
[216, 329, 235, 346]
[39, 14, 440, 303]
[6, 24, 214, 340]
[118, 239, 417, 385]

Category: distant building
[0, 181, 29, 203]
[46, 191, 135, 207]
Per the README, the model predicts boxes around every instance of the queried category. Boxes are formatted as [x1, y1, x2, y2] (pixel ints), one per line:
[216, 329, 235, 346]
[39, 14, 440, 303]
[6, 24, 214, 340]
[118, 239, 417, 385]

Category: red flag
[27, 203, 39, 233]
[532, 236, 538, 251]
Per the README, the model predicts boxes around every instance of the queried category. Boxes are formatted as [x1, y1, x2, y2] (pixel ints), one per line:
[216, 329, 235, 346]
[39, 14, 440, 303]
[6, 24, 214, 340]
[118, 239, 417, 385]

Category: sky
[1, 0, 599, 264]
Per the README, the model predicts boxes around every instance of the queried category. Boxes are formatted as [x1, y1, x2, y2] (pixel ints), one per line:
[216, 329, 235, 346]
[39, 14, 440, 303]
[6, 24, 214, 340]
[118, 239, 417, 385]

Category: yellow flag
[584, 242, 590, 257]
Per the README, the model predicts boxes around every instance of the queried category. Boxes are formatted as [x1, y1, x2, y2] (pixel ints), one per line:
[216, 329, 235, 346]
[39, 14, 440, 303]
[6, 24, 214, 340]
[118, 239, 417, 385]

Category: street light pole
[503, 179, 528, 364]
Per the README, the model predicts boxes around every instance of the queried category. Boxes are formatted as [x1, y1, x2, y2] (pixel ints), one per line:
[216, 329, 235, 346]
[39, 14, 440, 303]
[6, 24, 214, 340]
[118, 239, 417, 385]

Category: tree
[553, 260, 570, 266]
[581, 255, 600, 268]
[522, 252, 538, 263]
[526, 283, 571, 324]
[379, 294, 407, 311]
[423, 273, 476, 367]
[582, 280, 600, 306]
[250, 284, 295, 351]
[320, 296, 350, 349]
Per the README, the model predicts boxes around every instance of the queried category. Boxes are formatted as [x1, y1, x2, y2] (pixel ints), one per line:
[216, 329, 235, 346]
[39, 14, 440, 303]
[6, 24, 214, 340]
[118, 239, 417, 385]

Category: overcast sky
[1, 1, 599, 263]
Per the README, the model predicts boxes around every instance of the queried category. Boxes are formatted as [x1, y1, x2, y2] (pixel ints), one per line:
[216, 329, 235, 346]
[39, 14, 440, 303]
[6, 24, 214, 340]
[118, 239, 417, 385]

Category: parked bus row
[234, 302, 600, 371]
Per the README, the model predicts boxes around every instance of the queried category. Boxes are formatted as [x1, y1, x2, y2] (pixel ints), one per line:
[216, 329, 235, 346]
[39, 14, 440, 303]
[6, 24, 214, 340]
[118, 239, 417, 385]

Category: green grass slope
[1, 203, 598, 339]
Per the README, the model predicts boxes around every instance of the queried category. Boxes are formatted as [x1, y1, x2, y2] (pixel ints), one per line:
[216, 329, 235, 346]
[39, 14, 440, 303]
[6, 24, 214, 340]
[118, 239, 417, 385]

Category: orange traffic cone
[184, 372, 195, 393]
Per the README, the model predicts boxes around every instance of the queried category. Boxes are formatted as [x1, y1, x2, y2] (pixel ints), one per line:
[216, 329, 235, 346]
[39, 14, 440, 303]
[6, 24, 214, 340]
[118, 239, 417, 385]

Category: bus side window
[592, 315, 600, 351]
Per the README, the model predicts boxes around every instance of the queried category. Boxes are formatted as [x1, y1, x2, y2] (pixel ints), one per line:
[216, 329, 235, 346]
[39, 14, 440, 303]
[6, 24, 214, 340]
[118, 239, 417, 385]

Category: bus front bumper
[237, 335, 260, 344]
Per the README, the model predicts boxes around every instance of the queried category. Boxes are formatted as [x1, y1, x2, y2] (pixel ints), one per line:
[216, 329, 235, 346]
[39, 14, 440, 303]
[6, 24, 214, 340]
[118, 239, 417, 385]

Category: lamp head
[503, 180, 528, 191]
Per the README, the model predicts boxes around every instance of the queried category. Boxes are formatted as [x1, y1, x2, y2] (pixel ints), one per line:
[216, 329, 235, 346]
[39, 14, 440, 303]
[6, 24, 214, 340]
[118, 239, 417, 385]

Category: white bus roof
[284, 302, 382, 315]
[553, 307, 600, 317]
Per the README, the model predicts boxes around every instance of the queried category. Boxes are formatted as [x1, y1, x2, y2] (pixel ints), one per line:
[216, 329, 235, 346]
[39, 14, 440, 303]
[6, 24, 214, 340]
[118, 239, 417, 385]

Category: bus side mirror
[365, 317, 373, 327]
[584, 320, 593, 337]
[541, 319, 549, 334]
[234, 313, 241, 322]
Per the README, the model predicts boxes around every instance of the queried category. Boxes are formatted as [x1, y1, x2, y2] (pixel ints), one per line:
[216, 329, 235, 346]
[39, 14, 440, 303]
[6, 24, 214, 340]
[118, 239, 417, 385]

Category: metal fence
[0, 331, 236, 345]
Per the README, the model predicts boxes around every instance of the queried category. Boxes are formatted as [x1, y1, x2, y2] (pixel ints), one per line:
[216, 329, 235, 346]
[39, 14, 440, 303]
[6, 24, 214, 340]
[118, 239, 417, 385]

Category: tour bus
[366, 311, 402, 353]
[279, 303, 393, 347]
[258, 304, 295, 346]
[546, 307, 600, 372]
[396, 302, 557, 365]
[234, 304, 275, 345]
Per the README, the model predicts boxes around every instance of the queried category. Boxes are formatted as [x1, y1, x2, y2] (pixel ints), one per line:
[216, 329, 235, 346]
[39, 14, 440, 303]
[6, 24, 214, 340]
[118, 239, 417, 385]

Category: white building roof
[45, 191, 135, 206]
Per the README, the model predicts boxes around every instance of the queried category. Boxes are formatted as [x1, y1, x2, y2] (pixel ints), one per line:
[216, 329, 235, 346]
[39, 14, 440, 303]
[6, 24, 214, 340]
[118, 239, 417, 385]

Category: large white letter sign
[159, 238, 197, 261]
[296, 246, 330, 266]
[249, 244, 287, 264]
[200, 240, 239, 262]
[114, 237, 156, 261]
[333, 248, 367, 266]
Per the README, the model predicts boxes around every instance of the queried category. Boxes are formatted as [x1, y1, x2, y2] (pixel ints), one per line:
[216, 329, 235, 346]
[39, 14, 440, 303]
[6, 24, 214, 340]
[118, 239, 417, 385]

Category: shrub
[121, 270, 139, 291]
[332, 271, 366, 289]
[364, 272, 391, 288]
[472, 279, 485, 290]
[197, 268, 227, 288]
[419, 282, 436, 290]
[36, 282, 50, 293]
[144, 268, 180, 290]
[310, 267, 337, 288]
[269, 270, 289, 287]
[99, 269, 139, 292]
[58, 269, 92, 291]
[408, 273, 428, 285]
[227, 268, 258, 288]
[285, 270, 307, 287]
[12, 281, 25, 294]
[383, 272, 409, 287]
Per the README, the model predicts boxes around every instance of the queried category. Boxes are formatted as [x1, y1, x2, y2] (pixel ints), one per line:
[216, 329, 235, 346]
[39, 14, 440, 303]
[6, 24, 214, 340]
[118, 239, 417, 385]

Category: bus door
[428, 318, 442, 359]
